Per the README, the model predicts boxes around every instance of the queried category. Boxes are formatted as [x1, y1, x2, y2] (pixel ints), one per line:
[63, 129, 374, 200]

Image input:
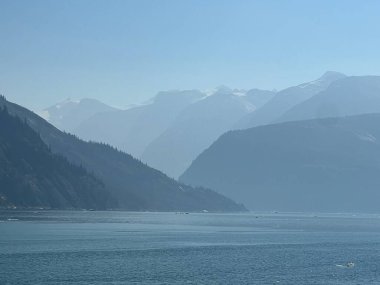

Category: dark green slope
[0, 106, 109, 209]
[0, 96, 245, 212]
[181, 114, 380, 212]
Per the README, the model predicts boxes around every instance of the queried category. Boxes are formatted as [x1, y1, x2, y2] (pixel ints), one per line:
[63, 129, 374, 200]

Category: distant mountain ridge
[40, 98, 117, 132]
[234, 71, 346, 129]
[0, 96, 246, 212]
[67, 87, 274, 177]
[277, 76, 380, 123]
[141, 87, 275, 178]
[181, 113, 380, 212]
[41, 72, 355, 180]
[73, 90, 205, 158]
[21, 71, 380, 212]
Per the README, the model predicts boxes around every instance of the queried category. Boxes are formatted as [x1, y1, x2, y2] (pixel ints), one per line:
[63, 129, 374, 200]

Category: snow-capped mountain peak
[40, 98, 117, 131]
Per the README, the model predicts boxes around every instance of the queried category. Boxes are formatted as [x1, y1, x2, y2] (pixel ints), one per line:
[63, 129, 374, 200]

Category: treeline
[0, 106, 110, 209]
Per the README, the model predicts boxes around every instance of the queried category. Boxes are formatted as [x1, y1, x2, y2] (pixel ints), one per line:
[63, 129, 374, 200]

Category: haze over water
[2, 1, 380, 284]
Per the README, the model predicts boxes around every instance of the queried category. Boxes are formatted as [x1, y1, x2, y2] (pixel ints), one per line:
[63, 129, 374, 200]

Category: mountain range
[73, 90, 204, 158]
[181, 113, 380, 212]
[41, 72, 344, 178]
[40, 98, 117, 132]
[180, 75, 380, 212]
[141, 87, 275, 178]
[44, 87, 274, 178]
[28, 72, 380, 213]
[277, 76, 380, 123]
[0, 96, 245, 212]
[234, 71, 346, 129]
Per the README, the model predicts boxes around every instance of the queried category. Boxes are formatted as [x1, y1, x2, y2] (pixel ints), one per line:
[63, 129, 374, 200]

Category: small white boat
[336, 262, 355, 268]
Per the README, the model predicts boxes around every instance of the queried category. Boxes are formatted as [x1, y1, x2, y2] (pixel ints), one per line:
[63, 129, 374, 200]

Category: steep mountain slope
[277, 76, 380, 123]
[181, 114, 380, 212]
[0, 105, 109, 209]
[141, 88, 274, 178]
[234, 71, 346, 129]
[40, 98, 117, 132]
[0, 96, 245, 212]
[73, 90, 204, 157]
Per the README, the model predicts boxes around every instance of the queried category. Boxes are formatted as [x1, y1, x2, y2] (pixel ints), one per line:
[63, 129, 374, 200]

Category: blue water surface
[1, 210, 380, 284]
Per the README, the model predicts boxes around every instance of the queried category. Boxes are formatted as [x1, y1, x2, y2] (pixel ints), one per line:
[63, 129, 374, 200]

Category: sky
[1, 0, 380, 111]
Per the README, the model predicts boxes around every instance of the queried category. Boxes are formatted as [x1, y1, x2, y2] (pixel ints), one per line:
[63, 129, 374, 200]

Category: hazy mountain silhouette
[234, 71, 346, 129]
[40, 98, 117, 132]
[277, 76, 380, 123]
[73, 90, 204, 157]
[141, 87, 274, 178]
[181, 114, 380, 212]
[0, 96, 245, 212]
[244, 88, 276, 109]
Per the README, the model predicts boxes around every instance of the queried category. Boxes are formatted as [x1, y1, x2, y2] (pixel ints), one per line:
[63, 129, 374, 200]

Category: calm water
[1, 211, 380, 284]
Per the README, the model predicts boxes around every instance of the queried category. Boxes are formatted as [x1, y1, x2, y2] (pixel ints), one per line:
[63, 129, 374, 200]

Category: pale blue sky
[1, 0, 380, 110]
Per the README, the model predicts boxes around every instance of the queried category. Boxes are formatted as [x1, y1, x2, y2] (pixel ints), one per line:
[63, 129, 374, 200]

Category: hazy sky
[1, 0, 380, 110]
